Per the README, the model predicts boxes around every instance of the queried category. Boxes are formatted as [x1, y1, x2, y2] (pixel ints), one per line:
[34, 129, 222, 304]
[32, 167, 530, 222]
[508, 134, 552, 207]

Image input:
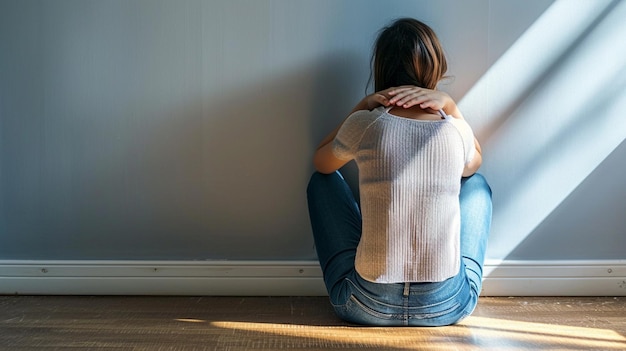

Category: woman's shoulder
[337, 108, 387, 140]
[344, 106, 386, 127]
[447, 114, 472, 130]
[350, 106, 387, 118]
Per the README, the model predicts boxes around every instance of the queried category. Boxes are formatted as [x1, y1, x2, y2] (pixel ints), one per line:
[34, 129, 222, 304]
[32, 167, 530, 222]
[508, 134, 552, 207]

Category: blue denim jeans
[307, 171, 492, 326]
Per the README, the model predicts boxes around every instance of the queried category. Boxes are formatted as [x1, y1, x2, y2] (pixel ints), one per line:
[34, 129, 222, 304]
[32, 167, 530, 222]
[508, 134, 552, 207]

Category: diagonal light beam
[458, 0, 626, 262]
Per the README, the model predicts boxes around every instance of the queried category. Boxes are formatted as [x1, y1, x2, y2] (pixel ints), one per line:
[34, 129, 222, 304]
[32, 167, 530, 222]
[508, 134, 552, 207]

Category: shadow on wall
[307, 53, 365, 203]
[505, 138, 626, 260]
[201, 52, 364, 259]
[56, 53, 364, 260]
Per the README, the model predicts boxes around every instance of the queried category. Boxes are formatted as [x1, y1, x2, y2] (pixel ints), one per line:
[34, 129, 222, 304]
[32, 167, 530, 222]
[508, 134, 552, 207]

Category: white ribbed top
[333, 106, 475, 283]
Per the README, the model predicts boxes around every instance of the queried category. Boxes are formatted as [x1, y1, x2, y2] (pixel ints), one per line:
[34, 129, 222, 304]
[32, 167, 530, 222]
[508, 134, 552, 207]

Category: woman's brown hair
[372, 18, 447, 91]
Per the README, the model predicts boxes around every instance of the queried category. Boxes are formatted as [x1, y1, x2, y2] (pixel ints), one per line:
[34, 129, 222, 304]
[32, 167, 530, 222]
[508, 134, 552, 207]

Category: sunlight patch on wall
[458, 0, 626, 261]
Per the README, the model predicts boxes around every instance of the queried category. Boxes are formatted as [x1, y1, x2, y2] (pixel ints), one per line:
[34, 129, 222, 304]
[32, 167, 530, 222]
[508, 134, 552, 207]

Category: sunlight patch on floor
[206, 317, 626, 350]
[461, 316, 626, 350]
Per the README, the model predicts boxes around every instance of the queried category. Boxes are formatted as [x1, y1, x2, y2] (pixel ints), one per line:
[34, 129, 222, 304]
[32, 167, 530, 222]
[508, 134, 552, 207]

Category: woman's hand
[353, 86, 450, 112]
[387, 86, 455, 114]
[354, 88, 397, 112]
[364, 91, 391, 110]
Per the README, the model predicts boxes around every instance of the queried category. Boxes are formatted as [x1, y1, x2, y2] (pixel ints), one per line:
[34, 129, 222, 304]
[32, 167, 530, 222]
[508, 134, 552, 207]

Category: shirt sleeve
[450, 118, 476, 164]
[332, 108, 381, 161]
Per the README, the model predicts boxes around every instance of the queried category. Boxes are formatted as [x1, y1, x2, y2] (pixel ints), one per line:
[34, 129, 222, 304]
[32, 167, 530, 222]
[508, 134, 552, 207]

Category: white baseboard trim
[481, 259, 626, 296]
[0, 259, 624, 296]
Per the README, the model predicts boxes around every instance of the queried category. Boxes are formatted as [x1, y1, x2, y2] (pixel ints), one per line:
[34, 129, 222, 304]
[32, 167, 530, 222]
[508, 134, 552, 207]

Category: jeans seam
[403, 283, 410, 326]
[348, 295, 399, 320]
[345, 278, 399, 309]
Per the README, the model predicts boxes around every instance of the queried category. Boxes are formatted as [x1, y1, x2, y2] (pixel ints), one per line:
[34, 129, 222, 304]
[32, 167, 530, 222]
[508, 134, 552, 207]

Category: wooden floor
[0, 296, 624, 350]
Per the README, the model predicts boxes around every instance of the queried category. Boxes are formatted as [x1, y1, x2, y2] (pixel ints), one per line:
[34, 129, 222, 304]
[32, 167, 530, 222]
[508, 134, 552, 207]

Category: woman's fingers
[388, 87, 422, 101]
[387, 86, 419, 98]
[390, 90, 429, 108]
[367, 93, 390, 109]
[387, 86, 446, 110]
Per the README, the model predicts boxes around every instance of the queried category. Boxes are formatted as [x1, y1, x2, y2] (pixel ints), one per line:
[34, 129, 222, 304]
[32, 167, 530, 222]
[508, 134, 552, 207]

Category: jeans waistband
[349, 264, 469, 308]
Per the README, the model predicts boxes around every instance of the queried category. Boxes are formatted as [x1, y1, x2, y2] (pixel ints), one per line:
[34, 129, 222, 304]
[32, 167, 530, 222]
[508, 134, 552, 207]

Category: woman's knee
[461, 173, 492, 196]
[459, 173, 493, 239]
[307, 172, 325, 198]
[460, 173, 493, 211]
[307, 171, 342, 197]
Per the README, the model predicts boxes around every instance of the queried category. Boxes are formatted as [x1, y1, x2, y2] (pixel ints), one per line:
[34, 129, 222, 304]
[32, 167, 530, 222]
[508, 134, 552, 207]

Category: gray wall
[1, 0, 622, 262]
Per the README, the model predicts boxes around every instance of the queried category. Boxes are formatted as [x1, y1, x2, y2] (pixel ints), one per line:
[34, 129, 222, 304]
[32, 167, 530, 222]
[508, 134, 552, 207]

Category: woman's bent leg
[307, 171, 361, 304]
[459, 173, 493, 295]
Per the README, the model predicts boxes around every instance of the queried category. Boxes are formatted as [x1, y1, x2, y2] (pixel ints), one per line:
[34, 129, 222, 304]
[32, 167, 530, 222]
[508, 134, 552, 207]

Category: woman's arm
[313, 91, 392, 174]
[463, 138, 482, 177]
